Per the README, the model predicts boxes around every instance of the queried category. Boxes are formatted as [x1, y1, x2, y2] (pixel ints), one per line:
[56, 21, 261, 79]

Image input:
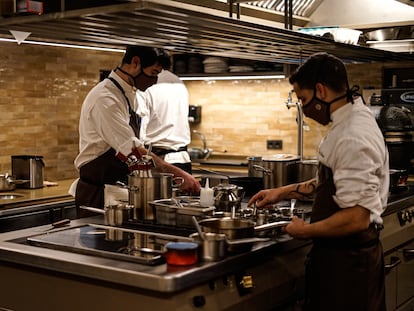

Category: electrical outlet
[267, 140, 283, 150]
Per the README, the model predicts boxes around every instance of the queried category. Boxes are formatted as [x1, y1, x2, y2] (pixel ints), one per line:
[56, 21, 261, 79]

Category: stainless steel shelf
[0, 0, 413, 64]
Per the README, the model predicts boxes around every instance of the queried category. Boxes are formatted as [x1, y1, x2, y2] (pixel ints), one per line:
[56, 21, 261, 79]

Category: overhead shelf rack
[0, 0, 413, 64]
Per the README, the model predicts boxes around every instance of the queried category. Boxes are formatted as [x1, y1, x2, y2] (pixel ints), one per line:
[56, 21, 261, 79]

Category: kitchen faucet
[192, 130, 213, 159]
[286, 90, 307, 160]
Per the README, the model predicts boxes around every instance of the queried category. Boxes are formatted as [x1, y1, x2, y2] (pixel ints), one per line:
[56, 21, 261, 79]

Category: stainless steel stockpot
[295, 159, 319, 183]
[128, 173, 184, 221]
[256, 154, 300, 189]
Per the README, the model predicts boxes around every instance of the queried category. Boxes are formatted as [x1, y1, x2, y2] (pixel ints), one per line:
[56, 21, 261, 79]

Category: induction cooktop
[27, 225, 189, 266]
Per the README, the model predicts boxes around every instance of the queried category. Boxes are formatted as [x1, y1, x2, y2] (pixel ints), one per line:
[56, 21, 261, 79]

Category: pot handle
[254, 220, 290, 232]
[79, 205, 105, 214]
[253, 164, 272, 175]
[172, 177, 185, 188]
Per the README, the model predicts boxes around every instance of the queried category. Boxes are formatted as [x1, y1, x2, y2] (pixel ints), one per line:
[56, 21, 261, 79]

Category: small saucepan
[79, 205, 133, 226]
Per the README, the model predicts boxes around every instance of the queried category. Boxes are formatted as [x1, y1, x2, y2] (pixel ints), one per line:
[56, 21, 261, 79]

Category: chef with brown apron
[248, 52, 389, 311]
[70, 46, 200, 218]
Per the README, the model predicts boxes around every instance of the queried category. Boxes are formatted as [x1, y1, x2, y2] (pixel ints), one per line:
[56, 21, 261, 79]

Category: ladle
[192, 216, 205, 240]
[290, 199, 296, 217]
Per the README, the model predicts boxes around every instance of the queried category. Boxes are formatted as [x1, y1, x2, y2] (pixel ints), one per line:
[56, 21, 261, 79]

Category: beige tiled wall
[0, 41, 403, 181]
[0, 42, 120, 180]
[185, 61, 387, 159]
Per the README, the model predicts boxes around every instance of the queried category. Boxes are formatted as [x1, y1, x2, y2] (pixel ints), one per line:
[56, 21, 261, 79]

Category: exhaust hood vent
[0, 0, 413, 63]
[245, 0, 323, 17]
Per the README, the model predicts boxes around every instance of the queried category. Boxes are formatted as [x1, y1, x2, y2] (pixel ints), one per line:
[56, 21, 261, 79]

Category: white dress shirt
[137, 69, 191, 164]
[318, 97, 389, 224]
[74, 71, 141, 169]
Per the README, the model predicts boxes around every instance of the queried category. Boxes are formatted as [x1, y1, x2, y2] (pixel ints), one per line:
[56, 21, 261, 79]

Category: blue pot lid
[166, 242, 198, 250]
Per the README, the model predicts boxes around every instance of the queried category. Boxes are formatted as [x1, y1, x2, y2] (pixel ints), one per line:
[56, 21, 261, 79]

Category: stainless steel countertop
[0, 216, 309, 293]
[0, 179, 75, 216]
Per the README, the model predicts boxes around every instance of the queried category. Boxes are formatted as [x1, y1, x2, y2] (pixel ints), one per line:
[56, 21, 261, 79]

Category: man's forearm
[289, 178, 317, 200]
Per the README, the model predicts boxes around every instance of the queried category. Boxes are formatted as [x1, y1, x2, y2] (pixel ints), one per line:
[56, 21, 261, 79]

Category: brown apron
[303, 164, 386, 311]
[75, 78, 140, 218]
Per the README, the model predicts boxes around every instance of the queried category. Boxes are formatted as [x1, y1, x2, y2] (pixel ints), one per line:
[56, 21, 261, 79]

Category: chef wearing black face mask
[249, 52, 389, 311]
[70, 45, 200, 218]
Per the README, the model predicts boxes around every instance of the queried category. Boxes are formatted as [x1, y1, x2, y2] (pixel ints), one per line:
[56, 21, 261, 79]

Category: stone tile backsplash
[0, 41, 401, 181]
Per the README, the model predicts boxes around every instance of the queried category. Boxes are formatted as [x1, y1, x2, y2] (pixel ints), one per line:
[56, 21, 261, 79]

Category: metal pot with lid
[128, 172, 184, 221]
[247, 156, 263, 178]
[295, 159, 319, 183]
[214, 183, 244, 216]
[254, 154, 300, 189]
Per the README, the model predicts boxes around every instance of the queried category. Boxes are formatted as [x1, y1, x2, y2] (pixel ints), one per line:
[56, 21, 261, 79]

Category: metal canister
[261, 154, 300, 189]
[128, 174, 160, 221]
[214, 184, 242, 215]
[158, 173, 184, 198]
[190, 232, 226, 262]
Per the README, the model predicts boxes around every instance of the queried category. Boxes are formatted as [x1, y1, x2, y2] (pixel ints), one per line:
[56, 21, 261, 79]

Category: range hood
[0, 0, 413, 63]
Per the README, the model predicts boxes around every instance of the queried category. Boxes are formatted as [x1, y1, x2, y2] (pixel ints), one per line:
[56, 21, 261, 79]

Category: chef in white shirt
[70, 46, 200, 217]
[249, 52, 389, 311]
[137, 51, 192, 173]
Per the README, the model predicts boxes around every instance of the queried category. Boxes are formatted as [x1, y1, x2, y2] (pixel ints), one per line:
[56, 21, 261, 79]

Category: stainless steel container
[150, 198, 215, 227]
[128, 174, 160, 221]
[158, 173, 184, 198]
[247, 156, 263, 178]
[128, 172, 184, 221]
[11, 155, 44, 189]
[190, 232, 226, 262]
[294, 159, 319, 183]
[214, 184, 243, 215]
[261, 154, 300, 189]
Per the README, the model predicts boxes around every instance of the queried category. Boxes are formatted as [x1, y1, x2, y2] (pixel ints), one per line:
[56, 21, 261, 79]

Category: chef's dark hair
[156, 49, 172, 70]
[122, 45, 158, 68]
[289, 52, 349, 93]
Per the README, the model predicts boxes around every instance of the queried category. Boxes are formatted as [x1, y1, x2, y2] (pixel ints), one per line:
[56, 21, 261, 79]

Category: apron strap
[107, 77, 141, 137]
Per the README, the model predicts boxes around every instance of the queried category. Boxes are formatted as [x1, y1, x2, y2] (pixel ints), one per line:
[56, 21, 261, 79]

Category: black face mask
[134, 72, 158, 91]
[302, 88, 348, 126]
[116, 66, 140, 88]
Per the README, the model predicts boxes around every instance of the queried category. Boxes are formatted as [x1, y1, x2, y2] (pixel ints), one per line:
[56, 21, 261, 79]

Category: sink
[0, 193, 24, 200]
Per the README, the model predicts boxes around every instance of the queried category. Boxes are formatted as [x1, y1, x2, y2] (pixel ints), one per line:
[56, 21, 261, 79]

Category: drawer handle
[403, 249, 414, 259]
[384, 256, 401, 273]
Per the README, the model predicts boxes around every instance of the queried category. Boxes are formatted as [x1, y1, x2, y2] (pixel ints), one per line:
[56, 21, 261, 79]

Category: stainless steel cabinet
[0, 201, 76, 232]
[385, 238, 414, 311]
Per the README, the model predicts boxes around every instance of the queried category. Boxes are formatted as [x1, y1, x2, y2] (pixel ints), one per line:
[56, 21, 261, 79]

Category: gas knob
[240, 275, 253, 289]
[192, 295, 206, 308]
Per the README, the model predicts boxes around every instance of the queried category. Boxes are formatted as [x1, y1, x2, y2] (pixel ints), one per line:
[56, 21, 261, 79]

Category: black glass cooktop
[27, 225, 189, 266]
